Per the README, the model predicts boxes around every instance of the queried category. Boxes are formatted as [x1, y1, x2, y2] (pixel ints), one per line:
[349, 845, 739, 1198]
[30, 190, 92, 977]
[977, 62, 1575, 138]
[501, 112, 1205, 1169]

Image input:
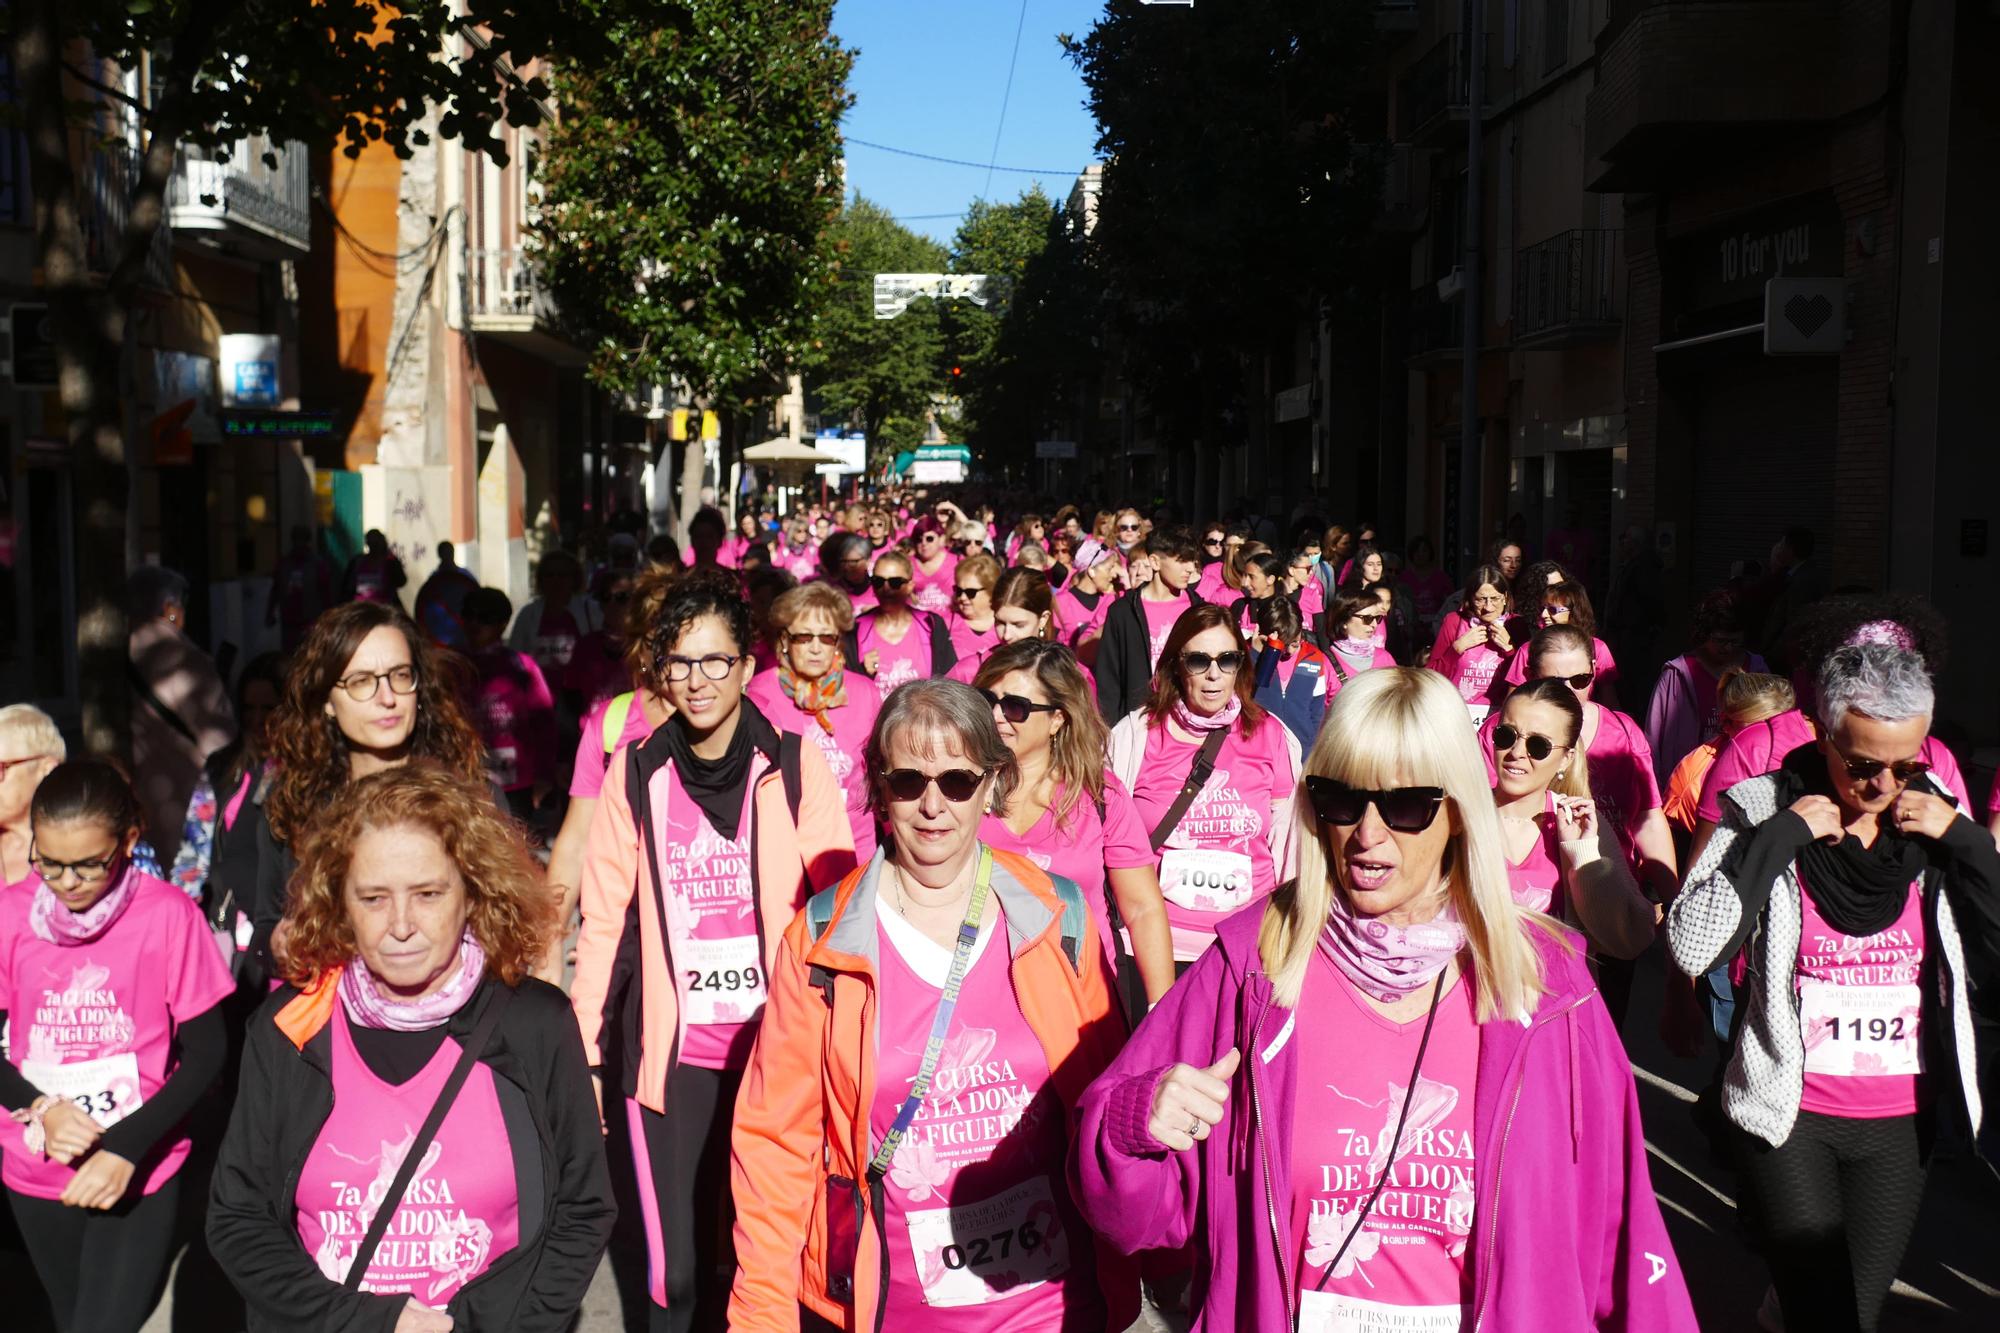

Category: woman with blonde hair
[946, 550, 1004, 660]
[209, 765, 614, 1331]
[1073, 667, 1696, 1332]
[0, 704, 65, 888]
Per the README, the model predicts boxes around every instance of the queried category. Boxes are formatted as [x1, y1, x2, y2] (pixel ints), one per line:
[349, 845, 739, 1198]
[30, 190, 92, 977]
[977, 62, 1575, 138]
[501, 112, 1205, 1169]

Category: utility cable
[984, 0, 1032, 198]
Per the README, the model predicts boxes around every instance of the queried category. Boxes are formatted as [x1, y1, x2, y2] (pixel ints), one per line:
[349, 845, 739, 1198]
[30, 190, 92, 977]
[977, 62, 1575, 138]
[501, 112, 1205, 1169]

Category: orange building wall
[308, 143, 405, 469]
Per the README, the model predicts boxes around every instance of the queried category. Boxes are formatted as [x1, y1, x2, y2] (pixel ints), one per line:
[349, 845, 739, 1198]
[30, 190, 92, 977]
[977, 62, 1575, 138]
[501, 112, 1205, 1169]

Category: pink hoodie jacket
[1070, 901, 1698, 1332]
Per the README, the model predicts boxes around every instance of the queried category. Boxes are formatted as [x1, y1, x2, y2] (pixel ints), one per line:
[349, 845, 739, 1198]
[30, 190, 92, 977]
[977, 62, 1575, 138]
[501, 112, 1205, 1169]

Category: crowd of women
[0, 491, 1993, 1333]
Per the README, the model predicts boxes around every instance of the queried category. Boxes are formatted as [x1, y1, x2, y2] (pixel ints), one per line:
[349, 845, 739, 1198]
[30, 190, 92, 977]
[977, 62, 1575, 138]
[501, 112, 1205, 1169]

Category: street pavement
[0, 939, 1991, 1331]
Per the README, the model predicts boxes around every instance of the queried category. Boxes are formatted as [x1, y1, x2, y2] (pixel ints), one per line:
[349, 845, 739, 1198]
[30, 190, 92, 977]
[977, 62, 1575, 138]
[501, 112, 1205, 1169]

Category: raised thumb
[1205, 1047, 1242, 1081]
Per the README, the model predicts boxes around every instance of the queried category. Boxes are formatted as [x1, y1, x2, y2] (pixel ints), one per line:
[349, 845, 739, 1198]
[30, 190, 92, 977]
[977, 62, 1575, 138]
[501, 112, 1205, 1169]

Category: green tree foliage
[803, 196, 945, 457]
[1064, 0, 1383, 432]
[532, 0, 851, 406]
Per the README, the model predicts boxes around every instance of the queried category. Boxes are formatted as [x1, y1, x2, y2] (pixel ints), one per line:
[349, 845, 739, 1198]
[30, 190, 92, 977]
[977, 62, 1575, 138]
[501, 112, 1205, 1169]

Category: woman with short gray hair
[0, 704, 65, 887]
[728, 678, 1136, 1330]
[1668, 640, 2000, 1333]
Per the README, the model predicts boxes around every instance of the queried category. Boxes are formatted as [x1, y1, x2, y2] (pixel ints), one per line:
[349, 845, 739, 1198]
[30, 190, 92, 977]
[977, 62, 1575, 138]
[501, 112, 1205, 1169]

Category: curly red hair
[275, 763, 555, 987]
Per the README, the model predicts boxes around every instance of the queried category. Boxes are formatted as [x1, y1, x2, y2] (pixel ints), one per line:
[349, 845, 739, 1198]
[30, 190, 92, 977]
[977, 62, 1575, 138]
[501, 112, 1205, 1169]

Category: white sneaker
[1756, 1284, 1785, 1333]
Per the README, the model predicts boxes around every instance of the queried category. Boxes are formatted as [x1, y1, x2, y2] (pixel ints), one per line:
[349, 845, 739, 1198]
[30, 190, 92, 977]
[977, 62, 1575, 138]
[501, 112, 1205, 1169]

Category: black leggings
[1735, 1110, 1923, 1333]
[8, 1174, 181, 1333]
[629, 1064, 743, 1333]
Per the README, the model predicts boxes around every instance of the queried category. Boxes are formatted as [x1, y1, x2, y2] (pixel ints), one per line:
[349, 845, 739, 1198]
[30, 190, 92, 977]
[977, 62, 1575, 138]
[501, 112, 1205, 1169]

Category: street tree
[803, 196, 946, 461]
[7, 0, 565, 751]
[532, 0, 851, 525]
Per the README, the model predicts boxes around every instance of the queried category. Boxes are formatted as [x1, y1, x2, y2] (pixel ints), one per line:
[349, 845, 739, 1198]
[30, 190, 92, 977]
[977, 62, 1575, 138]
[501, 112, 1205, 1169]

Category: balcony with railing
[169, 134, 309, 260]
[74, 131, 175, 287]
[468, 248, 587, 366]
[1397, 31, 1486, 144]
[1512, 229, 1621, 348]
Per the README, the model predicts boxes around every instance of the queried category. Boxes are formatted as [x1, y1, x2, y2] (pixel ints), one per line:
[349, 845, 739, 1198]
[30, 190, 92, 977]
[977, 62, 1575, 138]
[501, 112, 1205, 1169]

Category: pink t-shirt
[858, 613, 936, 694]
[1698, 710, 1969, 825]
[1052, 587, 1112, 646]
[294, 1005, 519, 1301]
[1130, 719, 1294, 960]
[910, 553, 960, 617]
[1194, 563, 1230, 604]
[1797, 876, 1924, 1118]
[570, 693, 659, 800]
[1294, 577, 1325, 624]
[775, 542, 819, 581]
[470, 645, 557, 793]
[1291, 955, 1479, 1325]
[0, 871, 234, 1199]
[1500, 795, 1563, 915]
[1498, 635, 1619, 691]
[1140, 593, 1190, 672]
[562, 631, 633, 711]
[526, 604, 583, 680]
[1325, 644, 1398, 698]
[871, 907, 1094, 1328]
[979, 776, 1153, 963]
[745, 671, 881, 863]
[653, 761, 767, 1069]
[950, 618, 999, 662]
[1446, 642, 1504, 718]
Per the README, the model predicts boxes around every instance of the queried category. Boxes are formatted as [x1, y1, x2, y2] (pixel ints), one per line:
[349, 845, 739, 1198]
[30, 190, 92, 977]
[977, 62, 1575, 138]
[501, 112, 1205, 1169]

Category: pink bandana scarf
[1171, 695, 1241, 735]
[1317, 886, 1467, 1005]
[29, 862, 139, 945]
[338, 931, 488, 1031]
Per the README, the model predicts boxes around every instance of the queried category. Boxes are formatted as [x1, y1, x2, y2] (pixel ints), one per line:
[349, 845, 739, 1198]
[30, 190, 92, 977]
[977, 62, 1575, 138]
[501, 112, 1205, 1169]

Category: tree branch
[61, 61, 152, 119]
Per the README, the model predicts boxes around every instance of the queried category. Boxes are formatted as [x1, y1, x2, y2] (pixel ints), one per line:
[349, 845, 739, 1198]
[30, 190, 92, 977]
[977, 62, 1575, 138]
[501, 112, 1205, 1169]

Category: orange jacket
[570, 721, 856, 1113]
[727, 848, 1138, 1333]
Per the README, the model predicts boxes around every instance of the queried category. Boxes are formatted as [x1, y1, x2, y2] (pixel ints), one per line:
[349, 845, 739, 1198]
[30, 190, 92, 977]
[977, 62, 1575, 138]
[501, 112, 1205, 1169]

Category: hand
[1553, 795, 1598, 846]
[58, 1149, 134, 1210]
[1789, 794, 1845, 842]
[1659, 968, 1707, 1060]
[40, 1100, 103, 1164]
[1487, 620, 1513, 653]
[1891, 789, 1957, 841]
[1453, 627, 1487, 654]
[863, 648, 881, 674]
[1147, 1048, 1239, 1152]
[393, 1301, 455, 1333]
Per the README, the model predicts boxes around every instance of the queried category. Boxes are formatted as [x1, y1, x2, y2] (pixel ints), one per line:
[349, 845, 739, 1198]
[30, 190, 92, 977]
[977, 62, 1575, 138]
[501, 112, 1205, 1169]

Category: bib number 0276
[940, 1215, 1047, 1272]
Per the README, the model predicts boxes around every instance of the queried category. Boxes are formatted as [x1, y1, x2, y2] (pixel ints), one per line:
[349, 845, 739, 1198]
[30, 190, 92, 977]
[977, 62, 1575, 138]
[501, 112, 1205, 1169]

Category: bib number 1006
[941, 1216, 1046, 1272]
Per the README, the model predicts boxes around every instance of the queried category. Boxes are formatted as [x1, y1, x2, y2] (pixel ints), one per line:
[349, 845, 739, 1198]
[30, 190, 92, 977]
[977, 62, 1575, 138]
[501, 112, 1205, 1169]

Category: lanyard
[867, 846, 995, 1180]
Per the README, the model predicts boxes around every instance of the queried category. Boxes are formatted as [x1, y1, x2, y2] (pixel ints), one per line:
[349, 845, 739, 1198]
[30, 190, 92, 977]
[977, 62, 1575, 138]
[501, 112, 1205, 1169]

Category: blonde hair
[770, 580, 857, 635]
[1718, 669, 1795, 727]
[0, 705, 66, 764]
[1260, 668, 1561, 1016]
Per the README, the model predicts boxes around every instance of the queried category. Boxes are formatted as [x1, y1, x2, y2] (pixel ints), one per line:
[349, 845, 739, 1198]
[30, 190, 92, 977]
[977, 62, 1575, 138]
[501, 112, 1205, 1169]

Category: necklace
[891, 861, 975, 919]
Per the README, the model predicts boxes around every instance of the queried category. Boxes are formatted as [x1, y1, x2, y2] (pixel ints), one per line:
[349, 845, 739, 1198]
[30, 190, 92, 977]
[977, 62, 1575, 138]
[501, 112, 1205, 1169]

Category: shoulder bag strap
[343, 985, 513, 1290]
[126, 659, 199, 746]
[1148, 727, 1230, 853]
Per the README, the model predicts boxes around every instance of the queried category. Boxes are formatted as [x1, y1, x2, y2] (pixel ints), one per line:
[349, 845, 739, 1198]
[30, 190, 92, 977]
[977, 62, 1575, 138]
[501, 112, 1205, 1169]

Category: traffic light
[950, 365, 962, 379]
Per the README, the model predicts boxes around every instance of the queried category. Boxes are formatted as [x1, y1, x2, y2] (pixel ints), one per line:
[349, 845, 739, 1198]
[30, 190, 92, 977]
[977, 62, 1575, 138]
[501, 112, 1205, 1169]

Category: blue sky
[831, 0, 1108, 245]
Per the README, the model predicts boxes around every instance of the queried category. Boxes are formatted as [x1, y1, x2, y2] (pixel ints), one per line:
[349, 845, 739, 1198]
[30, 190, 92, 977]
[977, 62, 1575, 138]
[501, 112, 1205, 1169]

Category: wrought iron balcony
[1513, 229, 1621, 348]
[1398, 31, 1486, 144]
[168, 135, 311, 259]
[468, 248, 586, 366]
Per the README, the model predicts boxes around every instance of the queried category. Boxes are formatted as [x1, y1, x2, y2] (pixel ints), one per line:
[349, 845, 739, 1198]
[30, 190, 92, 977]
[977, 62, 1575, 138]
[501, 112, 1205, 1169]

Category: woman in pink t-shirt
[973, 640, 1173, 1010]
[1, 760, 233, 1333]
[1498, 577, 1622, 710]
[947, 551, 1003, 661]
[907, 518, 960, 617]
[746, 582, 884, 861]
[0, 704, 63, 889]
[1052, 540, 1122, 666]
[944, 568, 1094, 694]
[1108, 603, 1303, 965]
[1398, 534, 1456, 633]
[848, 549, 958, 693]
[1669, 642, 2000, 1333]
[209, 765, 614, 1332]
[1426, 565, 1516, 725]
[1645, 588, 1764, 784]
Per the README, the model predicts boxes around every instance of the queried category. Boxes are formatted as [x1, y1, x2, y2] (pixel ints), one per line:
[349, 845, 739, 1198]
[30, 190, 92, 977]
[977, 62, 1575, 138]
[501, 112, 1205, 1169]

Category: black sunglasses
[980, 689, 1060, 725]
[1304, 777, 1446, 833]
[880, 768, 989, 803]
[1492, 723, 1565, 763]
[1830, 747, 1930, 785]
[952, 585, 985, 599]
[1182, 650, 1245, 675]
[871, 575, 910, 591]
[1538, 672, 1595, 691]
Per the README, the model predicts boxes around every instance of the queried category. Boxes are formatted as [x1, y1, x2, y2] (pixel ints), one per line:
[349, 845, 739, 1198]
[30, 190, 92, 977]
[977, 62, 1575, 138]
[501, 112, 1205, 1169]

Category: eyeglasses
[1303, 778, 1447, 834]
[1472, 594, 1507, 609]
[871, 576, 910, 591]
[0, 755, 48, 780]
[1182, 650, 1245, 675]
[787, 631, 841, 647]
[952, 585, 986, 600]
[336, 665, 419, 702]
[980, 689, 1061, 725]
[657, 653, 744, 681]
[1540, 672, 1595, 691]
[29, 843, 122, 885]
[880, 768, 989, 803]
[918, 532, 941, 544]
[1117, 522, 1143, 533]
[1492, 724, 1567, 763]
[1204, 537, 1225, 548]
[1352, 612, 1387, 626]
[1828, 743, 1930, 785]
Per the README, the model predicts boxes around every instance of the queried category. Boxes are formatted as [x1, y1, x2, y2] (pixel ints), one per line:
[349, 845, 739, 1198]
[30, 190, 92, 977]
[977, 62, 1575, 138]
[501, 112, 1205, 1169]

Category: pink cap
[1073, 538, 1113, 572]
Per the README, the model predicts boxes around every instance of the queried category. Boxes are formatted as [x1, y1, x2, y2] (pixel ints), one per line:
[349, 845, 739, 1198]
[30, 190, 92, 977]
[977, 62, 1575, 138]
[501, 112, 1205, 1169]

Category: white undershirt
[876, 895, 1001, 988]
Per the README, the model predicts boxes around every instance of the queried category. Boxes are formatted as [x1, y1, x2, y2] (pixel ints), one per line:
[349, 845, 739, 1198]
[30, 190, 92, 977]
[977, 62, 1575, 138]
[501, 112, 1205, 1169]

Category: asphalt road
[1, 939, 1992, 1331]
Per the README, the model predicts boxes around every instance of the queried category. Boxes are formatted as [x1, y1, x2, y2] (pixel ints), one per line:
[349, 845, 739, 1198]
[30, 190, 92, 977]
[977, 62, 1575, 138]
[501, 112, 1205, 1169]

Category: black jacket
[839, 605, 958, 682]
[1093, 582, 1205, 723]
[208, 976, 615, 1332]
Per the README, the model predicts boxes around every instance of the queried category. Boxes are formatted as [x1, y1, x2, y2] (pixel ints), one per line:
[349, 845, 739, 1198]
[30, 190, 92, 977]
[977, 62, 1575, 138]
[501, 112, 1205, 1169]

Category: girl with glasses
[1055, 540, 1125, 668]
[1670, 643, 2000, 1333]
[974, 641, 1174, 1012]
[1005, 513, 1046, 563]
[246, 603, 488, 990]
[1425, 565, 1516, 724]
[944, 568, 1092, 692]
[1489, 678, 1655, 955]
[730, 680, 1136, 1331]
[1192, 524, 1248, 603]
[1323, 592, 1398, 696]
[1248, 595, 1332, 750]
[1075, 667, 1695, 1333]
[1, 759, 233, 1333]
[774, 517, 820, 581]
[747, 583, 884, 861]
[1497, 576, 1623, 710]
[817, 532, 879, 617]
[1112, 507, 1147, 557]
[572, 572, 857, 1333]
[1108, 604, 1302, 968]
[1281, 547, 1325, 631]
[945, 551, 1003, 662]
[906, 517, 959, 617]
[846, 549, 958, 693]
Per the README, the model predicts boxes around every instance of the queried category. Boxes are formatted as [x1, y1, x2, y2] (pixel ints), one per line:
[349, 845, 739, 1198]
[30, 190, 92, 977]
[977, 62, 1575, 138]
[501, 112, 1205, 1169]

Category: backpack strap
[600, 691, 637, 762]
[780, 731, 804, 824]
[1048, 875, 1089, 974]
[804, 882, 840, 1008]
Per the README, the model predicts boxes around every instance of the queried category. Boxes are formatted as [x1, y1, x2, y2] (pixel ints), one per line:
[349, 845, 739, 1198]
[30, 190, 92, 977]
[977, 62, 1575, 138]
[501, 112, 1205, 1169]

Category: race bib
[1299, 1291, 1460, 1333]
[1465, 703, 1491, 727]
[680, 934, 767, 1027]
[1800, 980, 1923, 1078]
[22, 1052, 144, 1129]
[1159, 847, 1256, 914]
[904, 1175, 1070, 1308]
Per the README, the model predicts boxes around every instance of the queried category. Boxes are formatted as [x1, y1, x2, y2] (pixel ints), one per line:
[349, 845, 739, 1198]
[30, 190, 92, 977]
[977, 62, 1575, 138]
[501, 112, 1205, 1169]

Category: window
[1543, 0, 1570, 75]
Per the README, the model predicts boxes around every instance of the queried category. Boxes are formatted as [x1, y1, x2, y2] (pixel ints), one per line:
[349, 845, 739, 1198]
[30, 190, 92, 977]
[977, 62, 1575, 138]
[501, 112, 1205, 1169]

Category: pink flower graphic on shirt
[890, 1137, 951, 1201]
[424, 1214, 496, 1302]
[1852, 1051, 1890, 1078]
[1804, 1016, 1835, 1052]
[1304, 1208, 1382, 1283]
[1366, 1074, 1460, 1177]
[1445, 1178, 1476, 1258]
[934, 1025, 997, 1076]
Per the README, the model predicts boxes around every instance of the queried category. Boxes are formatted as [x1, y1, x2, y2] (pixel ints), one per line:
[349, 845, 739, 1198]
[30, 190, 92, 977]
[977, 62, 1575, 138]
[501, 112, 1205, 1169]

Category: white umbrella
[742, 437, 843, 465]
